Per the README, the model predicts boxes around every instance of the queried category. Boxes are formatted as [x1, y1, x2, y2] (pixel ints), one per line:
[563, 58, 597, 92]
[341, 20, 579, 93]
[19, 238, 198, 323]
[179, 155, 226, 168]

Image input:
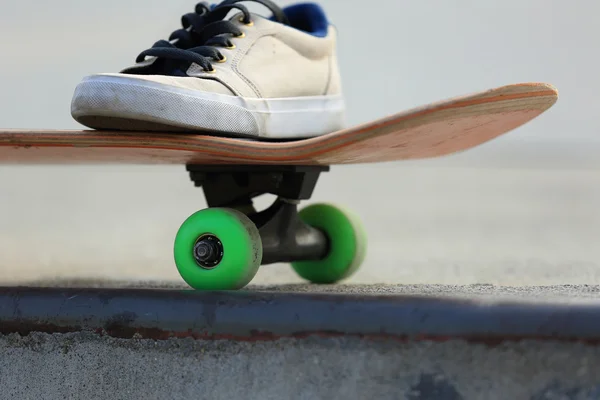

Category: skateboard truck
[186, 165, 330, 265]
[177, 163, 366, 291]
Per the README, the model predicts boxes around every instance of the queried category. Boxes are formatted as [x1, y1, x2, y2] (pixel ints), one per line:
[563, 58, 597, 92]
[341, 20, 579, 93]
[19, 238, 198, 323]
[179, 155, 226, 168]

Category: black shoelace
[135, 0, 290, 73]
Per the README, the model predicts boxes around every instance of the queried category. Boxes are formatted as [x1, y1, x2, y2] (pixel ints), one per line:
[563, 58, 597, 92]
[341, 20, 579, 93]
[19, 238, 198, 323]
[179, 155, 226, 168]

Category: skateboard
[0, 82, 558, 290]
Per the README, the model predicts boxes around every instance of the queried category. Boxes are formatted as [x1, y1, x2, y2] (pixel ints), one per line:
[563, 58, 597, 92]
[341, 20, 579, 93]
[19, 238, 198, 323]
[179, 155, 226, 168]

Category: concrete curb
[1, 286, 600, 343]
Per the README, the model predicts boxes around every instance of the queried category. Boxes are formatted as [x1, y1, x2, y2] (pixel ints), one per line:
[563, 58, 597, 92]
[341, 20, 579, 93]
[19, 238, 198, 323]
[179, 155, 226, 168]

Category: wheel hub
[193, 234, 224, 269]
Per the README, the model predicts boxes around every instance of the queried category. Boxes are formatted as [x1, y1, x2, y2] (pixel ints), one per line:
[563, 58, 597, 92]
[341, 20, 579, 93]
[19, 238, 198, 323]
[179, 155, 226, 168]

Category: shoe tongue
[209, 0, 289, 25]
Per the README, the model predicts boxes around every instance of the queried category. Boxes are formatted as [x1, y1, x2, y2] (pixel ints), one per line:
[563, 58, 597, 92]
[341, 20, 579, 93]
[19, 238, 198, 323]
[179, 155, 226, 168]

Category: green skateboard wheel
[174, 208, 262, 290]
[291, 203, 367, 284]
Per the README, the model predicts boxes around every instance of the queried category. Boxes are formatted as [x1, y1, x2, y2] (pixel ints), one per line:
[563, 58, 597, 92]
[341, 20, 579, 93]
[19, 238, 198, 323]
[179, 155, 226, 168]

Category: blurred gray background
[0, 0, 597, 286]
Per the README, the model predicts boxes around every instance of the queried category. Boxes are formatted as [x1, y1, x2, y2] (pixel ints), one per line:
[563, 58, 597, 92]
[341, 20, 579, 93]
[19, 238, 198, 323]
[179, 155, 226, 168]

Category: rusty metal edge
[0, 286, 599, 345]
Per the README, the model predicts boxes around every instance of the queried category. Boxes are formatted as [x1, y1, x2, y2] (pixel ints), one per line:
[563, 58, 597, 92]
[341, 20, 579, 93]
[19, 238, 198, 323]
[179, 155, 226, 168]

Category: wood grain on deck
[0, 83, 558, 165]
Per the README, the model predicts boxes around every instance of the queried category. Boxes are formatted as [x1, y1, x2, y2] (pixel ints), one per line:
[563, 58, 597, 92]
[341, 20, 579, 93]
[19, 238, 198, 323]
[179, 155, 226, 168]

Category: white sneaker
[71, 0, 345, 139]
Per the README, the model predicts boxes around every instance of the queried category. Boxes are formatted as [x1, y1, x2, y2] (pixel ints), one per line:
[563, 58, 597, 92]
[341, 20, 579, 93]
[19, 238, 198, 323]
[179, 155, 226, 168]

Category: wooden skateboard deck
[0, 82, 557, 165]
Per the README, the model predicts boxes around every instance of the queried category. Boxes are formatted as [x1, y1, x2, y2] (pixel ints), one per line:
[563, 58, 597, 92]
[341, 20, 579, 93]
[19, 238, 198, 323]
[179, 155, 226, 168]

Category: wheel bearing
[193, 234, 224, 269]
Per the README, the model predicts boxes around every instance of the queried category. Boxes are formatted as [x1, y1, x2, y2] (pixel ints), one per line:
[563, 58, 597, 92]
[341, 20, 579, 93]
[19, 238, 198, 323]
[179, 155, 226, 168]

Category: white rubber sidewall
[71, 75, 345, 139]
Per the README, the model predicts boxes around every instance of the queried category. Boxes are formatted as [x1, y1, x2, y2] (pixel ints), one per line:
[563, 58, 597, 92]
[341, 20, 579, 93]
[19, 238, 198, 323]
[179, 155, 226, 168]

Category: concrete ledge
[2, 287, 600, 399]
[1, 286, 600, 343]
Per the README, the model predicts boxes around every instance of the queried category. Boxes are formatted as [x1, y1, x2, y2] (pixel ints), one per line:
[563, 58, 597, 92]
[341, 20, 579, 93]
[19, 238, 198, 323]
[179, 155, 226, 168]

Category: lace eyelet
[239, 17, 254, 26]
[215, 56, 227, 63]
[204, 67, 216, 74]
[235, 32, 246, 38]
[225, 43, 236, 49]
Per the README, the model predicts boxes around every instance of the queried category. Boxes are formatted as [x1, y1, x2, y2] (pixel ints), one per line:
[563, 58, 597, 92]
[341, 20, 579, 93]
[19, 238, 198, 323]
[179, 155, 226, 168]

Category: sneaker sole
[70, 75, 345, 139]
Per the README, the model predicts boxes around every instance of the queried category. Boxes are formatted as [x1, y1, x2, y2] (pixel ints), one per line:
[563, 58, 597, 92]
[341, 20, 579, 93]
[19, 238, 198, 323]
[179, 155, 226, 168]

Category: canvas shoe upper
[70, 0, 344, 139]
